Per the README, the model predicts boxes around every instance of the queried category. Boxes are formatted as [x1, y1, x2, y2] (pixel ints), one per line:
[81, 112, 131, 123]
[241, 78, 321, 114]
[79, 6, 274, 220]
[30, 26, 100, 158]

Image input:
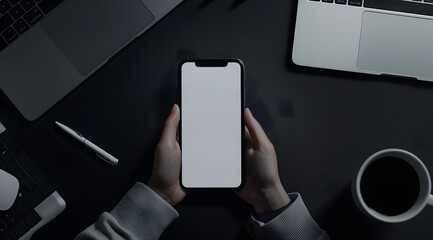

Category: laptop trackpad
[41, 0, 155, 76]
[358, 12, 433, 79]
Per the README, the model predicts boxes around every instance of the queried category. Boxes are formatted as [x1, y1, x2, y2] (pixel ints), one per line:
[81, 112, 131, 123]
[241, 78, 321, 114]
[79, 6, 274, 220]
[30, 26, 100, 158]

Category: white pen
[55, 121, 119, 166]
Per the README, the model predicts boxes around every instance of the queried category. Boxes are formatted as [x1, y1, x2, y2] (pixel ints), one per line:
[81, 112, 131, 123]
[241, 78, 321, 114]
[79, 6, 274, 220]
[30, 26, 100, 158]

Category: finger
[160, 104, 180, 144]
[244, 126, 253, 148]
[244, 108, 270, 148]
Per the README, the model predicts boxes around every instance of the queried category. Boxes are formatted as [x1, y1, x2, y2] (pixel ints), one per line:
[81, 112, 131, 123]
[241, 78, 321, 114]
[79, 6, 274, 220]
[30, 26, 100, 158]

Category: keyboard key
[1, 210, 19, 227]
[0, 0, 11, 14]
[15, 188, 25, 202]
[335, 0, 347, 4]
[23, 7, 42, 25]
[10, 221, 28, 237]
[322, 0, 333, 2]
[0, 219, 8, 234]
[0, 37, 7, 52]
[8, 0, 20, 5]
[38, 0, 62, 14]
[425, 0, 433, 3]
[348, 0, 362, 6]
[0, 14, 14, 33]
[16, 153, 53, 197]
[9, 4, 25, 20]
[22, 210, 41, 228]
[13, 18, 29, 34]
[13, 188, 45, 216]
[2, 27, 18, 43]
[0, 141, 12, 161]
[0, 231, 17, 240]
[20, 0, 34, 11]
[17, 161, 35, 191]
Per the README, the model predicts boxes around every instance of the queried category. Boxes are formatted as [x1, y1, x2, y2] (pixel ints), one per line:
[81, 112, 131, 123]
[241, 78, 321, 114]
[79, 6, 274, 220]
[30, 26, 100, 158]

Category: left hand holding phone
[148, 105, 290, 213]
[148, 104, 186, 206]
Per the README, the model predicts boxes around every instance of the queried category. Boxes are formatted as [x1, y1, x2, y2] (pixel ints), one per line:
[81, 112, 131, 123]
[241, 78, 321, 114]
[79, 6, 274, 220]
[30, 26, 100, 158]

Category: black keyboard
[0, 0, 63, 52]
[0, 140, 55, 240]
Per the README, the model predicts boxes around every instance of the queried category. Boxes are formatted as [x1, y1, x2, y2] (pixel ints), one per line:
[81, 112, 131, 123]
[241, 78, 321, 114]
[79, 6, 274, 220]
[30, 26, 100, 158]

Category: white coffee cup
[352, 148, 433, 223]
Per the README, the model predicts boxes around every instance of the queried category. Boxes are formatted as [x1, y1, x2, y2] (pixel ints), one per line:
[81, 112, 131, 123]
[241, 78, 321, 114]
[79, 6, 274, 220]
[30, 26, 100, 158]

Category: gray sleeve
[248, 193, 330, 240]
[75, 182, 179, 240]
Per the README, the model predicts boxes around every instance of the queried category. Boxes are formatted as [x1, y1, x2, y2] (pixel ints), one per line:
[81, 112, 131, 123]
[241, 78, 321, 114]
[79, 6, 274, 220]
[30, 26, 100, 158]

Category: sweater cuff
[254, 198, 293, 223]
[250, 193, 324, 240]
[110, 182, 179, 239]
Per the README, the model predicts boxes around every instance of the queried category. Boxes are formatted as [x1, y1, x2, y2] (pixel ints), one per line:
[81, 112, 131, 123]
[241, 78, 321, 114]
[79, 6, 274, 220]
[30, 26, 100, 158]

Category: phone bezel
[179, 59, 245, 190]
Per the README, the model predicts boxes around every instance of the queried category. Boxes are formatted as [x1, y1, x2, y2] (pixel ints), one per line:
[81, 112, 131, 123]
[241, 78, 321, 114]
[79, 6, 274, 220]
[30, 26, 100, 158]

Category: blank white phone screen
[181, 62, 242, 188]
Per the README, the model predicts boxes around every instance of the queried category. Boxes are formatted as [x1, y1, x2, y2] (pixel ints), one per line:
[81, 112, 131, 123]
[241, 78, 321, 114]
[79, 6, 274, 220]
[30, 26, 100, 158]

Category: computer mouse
[0, 168, 19, 211]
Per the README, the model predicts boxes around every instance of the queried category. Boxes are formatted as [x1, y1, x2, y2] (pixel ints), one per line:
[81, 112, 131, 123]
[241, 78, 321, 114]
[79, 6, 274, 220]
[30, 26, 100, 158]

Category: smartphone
[180, 59, 245, 189]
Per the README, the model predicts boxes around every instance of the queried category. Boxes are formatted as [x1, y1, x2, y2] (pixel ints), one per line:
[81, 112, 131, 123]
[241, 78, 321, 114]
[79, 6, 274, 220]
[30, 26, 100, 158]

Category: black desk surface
[1, 0, 433, 239]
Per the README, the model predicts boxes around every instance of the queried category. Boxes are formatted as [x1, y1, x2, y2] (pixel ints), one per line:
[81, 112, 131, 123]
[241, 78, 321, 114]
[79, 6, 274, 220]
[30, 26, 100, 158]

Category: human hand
[148, 104, 186, 206]
[237, 108, 291, 214]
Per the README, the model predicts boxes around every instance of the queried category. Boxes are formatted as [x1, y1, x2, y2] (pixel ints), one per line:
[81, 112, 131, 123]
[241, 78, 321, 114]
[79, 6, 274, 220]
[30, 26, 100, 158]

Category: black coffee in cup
[360, 157, 420, 216]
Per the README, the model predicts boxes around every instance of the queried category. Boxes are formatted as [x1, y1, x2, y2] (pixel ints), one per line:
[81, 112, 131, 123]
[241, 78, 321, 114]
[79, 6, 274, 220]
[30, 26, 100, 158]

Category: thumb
[160, 104, 180, 144]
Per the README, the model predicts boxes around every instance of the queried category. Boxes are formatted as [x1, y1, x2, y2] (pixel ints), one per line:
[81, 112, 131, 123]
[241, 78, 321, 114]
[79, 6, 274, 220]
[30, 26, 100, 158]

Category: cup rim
[355, 148, 431, 223]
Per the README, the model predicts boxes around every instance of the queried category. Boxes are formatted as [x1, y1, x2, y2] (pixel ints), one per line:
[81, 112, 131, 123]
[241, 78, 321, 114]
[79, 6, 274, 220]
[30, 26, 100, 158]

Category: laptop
[0, 0, 182, 121]
[292, 0, 433, 82]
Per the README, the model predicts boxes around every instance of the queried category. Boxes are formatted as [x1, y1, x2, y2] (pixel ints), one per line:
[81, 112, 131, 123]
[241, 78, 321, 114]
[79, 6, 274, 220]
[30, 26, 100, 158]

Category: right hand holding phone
[236, 108, 291, 214]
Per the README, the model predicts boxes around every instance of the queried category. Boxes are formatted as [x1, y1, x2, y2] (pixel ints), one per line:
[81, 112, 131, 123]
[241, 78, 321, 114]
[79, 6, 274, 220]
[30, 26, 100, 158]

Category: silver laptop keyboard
[310, 0, 364, 7]
[408, 0, 433, 4]
[312, 0, 433, 7]
[0, 0, 63, 52]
